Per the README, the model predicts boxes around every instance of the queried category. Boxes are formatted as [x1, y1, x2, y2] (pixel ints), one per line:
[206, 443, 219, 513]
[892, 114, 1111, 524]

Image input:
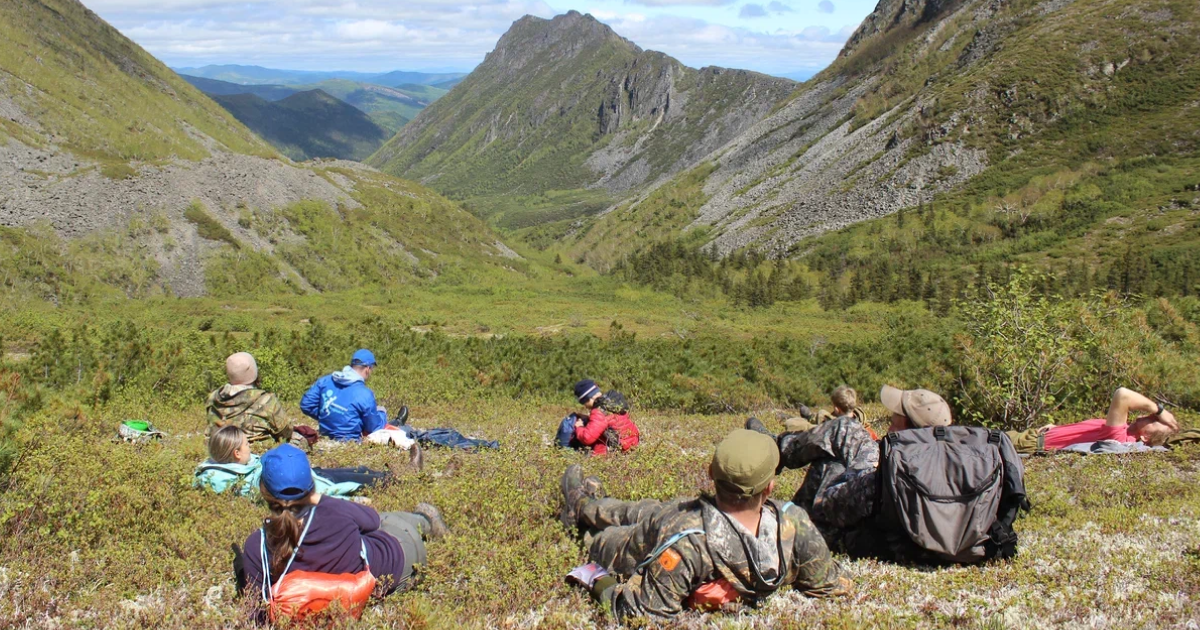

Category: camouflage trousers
[580, 498, 667, 576]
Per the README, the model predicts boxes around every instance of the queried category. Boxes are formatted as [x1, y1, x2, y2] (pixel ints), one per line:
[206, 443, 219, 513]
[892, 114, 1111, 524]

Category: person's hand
[1157, 409, 1179, 432]
[574, 419, 585, 428]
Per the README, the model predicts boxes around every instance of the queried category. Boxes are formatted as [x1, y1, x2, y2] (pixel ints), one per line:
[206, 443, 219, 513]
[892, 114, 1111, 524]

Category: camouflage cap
[711, 429, 779, 497]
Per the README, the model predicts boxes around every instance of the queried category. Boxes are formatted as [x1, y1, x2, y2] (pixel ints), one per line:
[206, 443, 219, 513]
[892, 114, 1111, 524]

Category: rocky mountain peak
[841, 0, 963, 57]
[486, 11, 640, 70]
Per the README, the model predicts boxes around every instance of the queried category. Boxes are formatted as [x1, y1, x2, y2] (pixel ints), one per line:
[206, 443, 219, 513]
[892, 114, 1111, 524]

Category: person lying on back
[207, 352, 304, 448]
[196, 426, 376, 498]
[782, 385, 877, 439]
[1006, 387, 1180, 454]
[572, 379, 640, 456]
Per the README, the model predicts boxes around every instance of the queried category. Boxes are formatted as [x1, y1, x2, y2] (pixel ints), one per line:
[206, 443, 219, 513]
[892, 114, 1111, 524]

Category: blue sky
[86, 0, 880, 77]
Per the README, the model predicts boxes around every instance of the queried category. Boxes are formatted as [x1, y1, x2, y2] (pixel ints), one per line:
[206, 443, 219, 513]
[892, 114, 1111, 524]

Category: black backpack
[876, 426, 1030, 564]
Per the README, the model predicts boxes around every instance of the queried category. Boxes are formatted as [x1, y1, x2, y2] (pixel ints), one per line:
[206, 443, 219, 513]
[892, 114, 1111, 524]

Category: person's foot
[394, 405, 410, 426]
[744, 417, 774, 438]
[798, 404, 815, 421]
[409, 442, 424, 471]
[413, 502, 450, 540]
[560, 465, 605, 529]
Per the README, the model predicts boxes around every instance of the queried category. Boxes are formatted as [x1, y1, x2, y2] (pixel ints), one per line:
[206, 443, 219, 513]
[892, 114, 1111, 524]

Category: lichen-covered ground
[1, 401, 1197, 629]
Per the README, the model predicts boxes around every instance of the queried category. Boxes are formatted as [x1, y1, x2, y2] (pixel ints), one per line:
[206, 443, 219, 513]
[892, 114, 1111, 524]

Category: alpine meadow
[1, 0, 1200, 627]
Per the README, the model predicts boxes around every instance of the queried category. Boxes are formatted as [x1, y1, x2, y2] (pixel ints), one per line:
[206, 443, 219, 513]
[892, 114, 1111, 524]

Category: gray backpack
[877, 426, 1028, 564]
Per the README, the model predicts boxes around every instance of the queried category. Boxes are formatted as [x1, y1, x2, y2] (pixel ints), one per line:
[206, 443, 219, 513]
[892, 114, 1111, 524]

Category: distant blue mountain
[173, 64, 467, 87]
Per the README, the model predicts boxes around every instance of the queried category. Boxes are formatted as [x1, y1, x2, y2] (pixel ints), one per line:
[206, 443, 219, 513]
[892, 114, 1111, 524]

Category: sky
[85, 0, 881, 78]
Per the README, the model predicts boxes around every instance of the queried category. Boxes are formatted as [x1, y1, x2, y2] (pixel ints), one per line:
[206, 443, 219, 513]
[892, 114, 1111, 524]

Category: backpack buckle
[933, 426, 948, 441]
[988, 430, 1001, 444]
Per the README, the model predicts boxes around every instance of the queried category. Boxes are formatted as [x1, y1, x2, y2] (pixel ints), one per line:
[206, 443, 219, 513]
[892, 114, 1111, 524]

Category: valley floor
[0, 401, 1197, 629]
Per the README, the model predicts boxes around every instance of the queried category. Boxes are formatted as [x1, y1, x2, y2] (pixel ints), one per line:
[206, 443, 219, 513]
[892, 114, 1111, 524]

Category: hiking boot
[409, 442, 424, 471]
[394, 405, 410, 426]
[744, 417, 775, 438]
[798, 404, 815, 421]
[413, 502, 450, 540]
[560, 464, 605, 530]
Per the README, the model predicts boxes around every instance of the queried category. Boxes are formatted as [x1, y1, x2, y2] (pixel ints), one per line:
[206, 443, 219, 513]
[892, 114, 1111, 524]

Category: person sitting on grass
[207, 352, 306, 448]
[559, 429, 850, 619]
[571, 379, 640, 456]
[235, 444, 449, 617]
[757, 385, 951, 555]
[1005, 387, 1180, 454]
[299, 349, 416, 450]
[196, 426, 390, 499]
[781, 385, 877, 439]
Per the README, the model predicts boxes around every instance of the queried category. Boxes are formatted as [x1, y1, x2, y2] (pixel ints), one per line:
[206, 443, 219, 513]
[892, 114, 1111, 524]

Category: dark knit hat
[574, 379, 600, 403]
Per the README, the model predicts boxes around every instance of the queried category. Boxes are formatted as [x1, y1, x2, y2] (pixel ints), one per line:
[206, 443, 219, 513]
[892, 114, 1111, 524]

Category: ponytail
[261, 484, 314, 578]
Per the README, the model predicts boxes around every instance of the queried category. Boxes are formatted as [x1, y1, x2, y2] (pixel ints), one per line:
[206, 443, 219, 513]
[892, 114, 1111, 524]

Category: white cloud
[86, 0, 855, 75]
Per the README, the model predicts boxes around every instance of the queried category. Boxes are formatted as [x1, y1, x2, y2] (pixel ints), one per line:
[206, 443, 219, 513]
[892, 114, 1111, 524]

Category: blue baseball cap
[260, 444, 315, 500]
[351, 349, 377, 367]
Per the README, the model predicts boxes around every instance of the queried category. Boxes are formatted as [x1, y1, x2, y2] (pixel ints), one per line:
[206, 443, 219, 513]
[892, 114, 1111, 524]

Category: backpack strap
[933, 426, 948, 441]
[987, 430, 1001, 445]
[261, 504, 318, 603]
[635, 529, 705, 571]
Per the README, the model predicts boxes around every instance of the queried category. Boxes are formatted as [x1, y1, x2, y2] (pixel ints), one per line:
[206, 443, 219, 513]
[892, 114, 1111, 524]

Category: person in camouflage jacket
[765, 385, 953, 556]
[205, 353, 302, 447]
[560, 429, 850, 620]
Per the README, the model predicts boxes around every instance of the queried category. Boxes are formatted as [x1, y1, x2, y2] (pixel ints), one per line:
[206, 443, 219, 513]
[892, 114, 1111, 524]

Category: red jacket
[576, 407, 640, 455]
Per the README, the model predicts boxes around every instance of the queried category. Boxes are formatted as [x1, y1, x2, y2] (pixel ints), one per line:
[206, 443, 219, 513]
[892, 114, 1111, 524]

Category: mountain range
[172, 64, 466, 89]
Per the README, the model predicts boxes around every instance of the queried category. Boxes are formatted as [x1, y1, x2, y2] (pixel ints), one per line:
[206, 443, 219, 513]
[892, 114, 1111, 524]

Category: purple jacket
[243, 497, 405, 595]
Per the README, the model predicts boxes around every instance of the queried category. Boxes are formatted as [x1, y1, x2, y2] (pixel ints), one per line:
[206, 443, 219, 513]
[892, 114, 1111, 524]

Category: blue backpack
[557, 414, 580, 448]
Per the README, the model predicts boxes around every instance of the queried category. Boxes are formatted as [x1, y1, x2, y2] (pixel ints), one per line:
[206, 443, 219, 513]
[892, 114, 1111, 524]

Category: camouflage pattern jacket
[599, 497, 847, 619]
[205, 384, 294, 445]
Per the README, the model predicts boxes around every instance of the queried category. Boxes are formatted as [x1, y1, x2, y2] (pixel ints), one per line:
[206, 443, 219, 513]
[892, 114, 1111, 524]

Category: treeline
[614, 194, 1200, 311]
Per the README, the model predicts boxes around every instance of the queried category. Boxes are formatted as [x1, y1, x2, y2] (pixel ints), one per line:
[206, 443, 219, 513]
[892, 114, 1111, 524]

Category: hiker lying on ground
[755, 386, 950, 554]
[560, 429, 850, 619]
[566, 379, 640, 456]
[234, 444, 449, 620]
[779, 385, 877, 439]
[207, 352, 306, 449]
[1006, 387, 1180, 454]
[299, 349, 415, 448]
[196, 426, 390, 498]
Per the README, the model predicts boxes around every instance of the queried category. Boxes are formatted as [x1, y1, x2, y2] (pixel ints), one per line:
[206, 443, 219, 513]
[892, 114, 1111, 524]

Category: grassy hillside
[303, 79, 446, 133]
[0, 0, 273, 167]
[212, 90, 391, 161]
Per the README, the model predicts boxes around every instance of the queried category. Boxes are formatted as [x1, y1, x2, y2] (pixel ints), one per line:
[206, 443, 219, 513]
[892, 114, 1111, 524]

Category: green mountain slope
[211, 90, 392, 161]
[0, 0, 523, 303]
[301, 79, 447, 133]
[367, 11, 796, 224]
[177, 74, 299, 101]
[573, 0, 1200, 304]
[0, 0, 273, 167]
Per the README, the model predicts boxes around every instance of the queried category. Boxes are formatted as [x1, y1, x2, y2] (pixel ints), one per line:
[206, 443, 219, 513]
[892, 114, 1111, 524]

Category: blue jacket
[300, 367, 388, 441]
[193, 454, 362, 497]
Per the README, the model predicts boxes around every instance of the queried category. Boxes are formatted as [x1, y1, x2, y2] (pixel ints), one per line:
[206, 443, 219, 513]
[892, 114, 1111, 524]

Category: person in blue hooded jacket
[300, 349, 391, 441]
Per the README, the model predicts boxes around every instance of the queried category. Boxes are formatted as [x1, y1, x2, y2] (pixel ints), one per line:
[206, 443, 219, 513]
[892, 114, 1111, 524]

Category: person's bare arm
[1105, 388, 1159, 427]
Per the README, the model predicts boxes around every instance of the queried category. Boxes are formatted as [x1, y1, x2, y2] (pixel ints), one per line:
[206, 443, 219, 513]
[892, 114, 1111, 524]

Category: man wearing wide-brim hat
[761, 384, 952, 555]
[559, 429, 850, 620]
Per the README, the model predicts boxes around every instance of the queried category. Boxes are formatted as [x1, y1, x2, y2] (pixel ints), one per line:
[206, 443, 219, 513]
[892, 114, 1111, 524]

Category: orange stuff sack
[687, 578, 742, 611]
[259, 503, 376, 623]
[266, 567, 375, 623]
